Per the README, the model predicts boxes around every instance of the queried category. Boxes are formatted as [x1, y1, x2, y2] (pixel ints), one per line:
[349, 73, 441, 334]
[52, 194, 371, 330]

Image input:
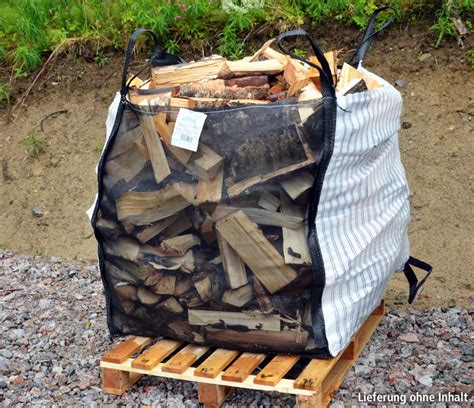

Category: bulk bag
[91, 12, 431, 358]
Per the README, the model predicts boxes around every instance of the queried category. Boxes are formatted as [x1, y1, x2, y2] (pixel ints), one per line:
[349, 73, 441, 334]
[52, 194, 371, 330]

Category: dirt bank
[0, 22, 472, 309]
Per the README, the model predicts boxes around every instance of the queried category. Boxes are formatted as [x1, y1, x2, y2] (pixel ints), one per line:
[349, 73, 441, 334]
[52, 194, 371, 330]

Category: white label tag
[171, 108, 207, 152]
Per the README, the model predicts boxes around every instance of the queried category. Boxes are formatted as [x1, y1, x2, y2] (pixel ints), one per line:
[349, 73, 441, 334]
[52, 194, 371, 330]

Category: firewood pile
[96, 39, 381, 352]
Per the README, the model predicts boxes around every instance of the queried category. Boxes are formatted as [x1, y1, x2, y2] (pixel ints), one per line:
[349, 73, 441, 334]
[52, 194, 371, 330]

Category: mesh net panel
[96, 98, 327, 354]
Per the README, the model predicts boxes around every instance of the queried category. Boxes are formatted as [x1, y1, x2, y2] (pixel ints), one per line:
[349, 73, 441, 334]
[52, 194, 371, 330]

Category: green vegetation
[0, 0, 472, 76]
[0, 83, 10, 106]
[23, 132, 45, 157]
[467, 50, 474, 68]
[95, 140, 105, 152]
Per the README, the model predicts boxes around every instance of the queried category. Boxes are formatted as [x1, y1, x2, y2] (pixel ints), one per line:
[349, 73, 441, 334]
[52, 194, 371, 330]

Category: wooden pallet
[100, 300, 384, 407]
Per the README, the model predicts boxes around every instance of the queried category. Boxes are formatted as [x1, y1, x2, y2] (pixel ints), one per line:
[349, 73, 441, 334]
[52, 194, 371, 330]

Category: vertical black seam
[307, 96, 337, 355]
[90, 100, 126, 337]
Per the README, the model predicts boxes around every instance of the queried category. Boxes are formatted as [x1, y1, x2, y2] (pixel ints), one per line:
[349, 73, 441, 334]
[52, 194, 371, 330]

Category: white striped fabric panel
[316, 72, 410, 356]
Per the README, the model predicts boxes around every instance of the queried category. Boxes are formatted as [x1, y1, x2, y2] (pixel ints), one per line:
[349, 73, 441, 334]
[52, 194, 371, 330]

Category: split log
[309, 51, 338, 88]
[108, 126, 142, 159]
[115, 283, 138, 301]
[186, 144, 224, 181]
[193, 265, 225, 303]
[194, 276, 213, 302]
[222, 59, 284, 78]
[151, 58, 228, 86]
[222, 284, 253, 307]
[216, 230, 248, 289]
[160, 214, 193, 240]
[280, 193, 311, 265]
[135, 213, 180, 244]
[363, 75, 381, 91]
[177, 77, 269, 100]
[337, 78, 367, 96]
[160, 234, 201, 256]
[180, 251, 195, 274]
[150, 275, 177, 295]
[196, 166, 224, 203]
[180, 288, 204, 308]
[105, 261, 139, 284]
[298, 83, 323, 123]
[96, 217, 121, 240]
[303, 300, 312, 327]
[206, 328, 309, 349]
[174, 279, 193, 296]
[279, 171, 314, 200]
[284, 59, 310, 97]
[144, 269, 164, 287]
[337, 63, 364, 89]
[216, 210, 297, 293]
[116, 183, 195, 225]
[257, 192, 280, 211]
[159, 297, 184, 314]
[147, 251, 190, 270]
[190, 97, 270, 109]
[137, 287, 161, 305]
[151, 58, 283, 86]
[105, 142, 147, 183]
[134, 136, 150, 159]
[166, 318, 195, 342]
[104, 238, 140, 262]
[188, 310, 281, 331]
[253, 277, 274, 314]
[138, 100, 171, 183]
[212, 205, 303, 230]
[154, 114, 194, 164]
[227, 153, 317, 198]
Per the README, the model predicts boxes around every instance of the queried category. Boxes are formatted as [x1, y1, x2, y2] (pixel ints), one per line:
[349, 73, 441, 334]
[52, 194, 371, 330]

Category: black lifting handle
[350, 7, 396, 67]
[275, 29, 336, 98]
[120, 29, 185, 97]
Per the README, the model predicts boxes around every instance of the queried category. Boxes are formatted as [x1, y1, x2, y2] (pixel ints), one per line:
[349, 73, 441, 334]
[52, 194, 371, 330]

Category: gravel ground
[1, 250, 472, 407]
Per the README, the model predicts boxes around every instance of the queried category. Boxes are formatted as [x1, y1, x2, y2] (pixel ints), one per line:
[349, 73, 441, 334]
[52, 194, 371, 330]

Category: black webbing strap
[120, 28, 185, 98]
[403, 256, 433, 304]
[275, 29, 335, 98]
[350, 7, 396, 67]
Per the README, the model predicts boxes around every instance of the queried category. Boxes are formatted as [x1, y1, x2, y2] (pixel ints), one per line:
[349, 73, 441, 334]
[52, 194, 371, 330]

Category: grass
[0, 0, 472, 77]
[0, 84, 10, 106]
[23, 132, 45, 157]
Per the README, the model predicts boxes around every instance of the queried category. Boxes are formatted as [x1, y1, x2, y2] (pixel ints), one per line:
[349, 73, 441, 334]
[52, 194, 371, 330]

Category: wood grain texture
[101, 336, 152, 364]
[194, 349, 239, 379]
[221, 352, 266, 382]
[254, 355, 300, 386]
[131, 339, 182, 370]
[280, 193, 311, 265]
[216, 210, 297, 293]
[161, 344, 210, 374]
[216, 230, 248, 289]
[188, 310, 281, 331]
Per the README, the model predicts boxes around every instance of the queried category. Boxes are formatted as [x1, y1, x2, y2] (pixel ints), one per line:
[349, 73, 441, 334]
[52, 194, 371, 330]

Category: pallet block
[100, 300, 384, 407]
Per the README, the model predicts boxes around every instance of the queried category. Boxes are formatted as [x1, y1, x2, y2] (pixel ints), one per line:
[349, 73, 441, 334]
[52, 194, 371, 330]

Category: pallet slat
[100, 301, 385, 407]
[294, 356, 339, 391]
[254, 355, 300, 386]
[162, 344, 210, 374]
[101, 336, 152, 364]
[221, 352, 266, 382]
[195, 349, 240, 379]
[131, 339, 182, 370]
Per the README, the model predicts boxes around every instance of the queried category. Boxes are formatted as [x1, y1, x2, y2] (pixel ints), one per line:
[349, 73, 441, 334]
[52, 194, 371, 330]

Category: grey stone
[32, 208, 43, 217]
[7, 329, 25, 342]
[419, 52, 432, 61]
[419, 375, 433, 387]
[395, 79, 407, 88]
